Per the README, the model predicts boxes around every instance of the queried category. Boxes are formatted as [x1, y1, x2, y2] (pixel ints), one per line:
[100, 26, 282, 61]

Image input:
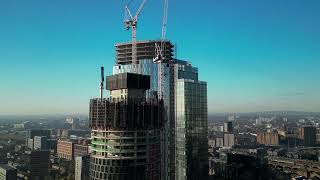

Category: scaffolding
[89, 98, 164, 130]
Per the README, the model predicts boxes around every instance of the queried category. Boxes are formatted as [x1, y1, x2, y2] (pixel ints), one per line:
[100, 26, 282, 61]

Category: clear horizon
[0, 0, 320, 115]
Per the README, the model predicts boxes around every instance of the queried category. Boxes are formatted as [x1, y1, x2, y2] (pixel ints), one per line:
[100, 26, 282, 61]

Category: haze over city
[1, 0, 320, 115]
[1, 1, 320, 180]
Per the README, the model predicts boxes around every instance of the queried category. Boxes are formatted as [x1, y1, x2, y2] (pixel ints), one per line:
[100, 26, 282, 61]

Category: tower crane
[153, 0, 171, 99]
[124, 0, 147, 66]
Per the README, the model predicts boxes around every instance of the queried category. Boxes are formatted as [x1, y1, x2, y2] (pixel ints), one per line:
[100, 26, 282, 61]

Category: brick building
[257, 132, 279, 145]
[57, 140, 74, 160]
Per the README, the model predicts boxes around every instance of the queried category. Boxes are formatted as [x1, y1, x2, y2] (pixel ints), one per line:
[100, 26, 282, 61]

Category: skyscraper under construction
[113, 40, 175, 179]
[88, 0, 208, 178]
[89, 72, 164, 180]
[112, 41, 208, 180]
[89, 37, 208, 180]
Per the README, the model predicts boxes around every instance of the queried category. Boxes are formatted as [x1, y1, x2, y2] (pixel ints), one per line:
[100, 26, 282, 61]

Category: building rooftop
[114, 40, 174, 65]
[115, 39, 172, 46]
[0, 164, 16, 171]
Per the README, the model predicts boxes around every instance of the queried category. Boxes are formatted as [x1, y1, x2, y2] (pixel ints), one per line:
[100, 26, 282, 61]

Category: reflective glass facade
[113, 60, 158, 96]
[174, 61, 208, 180]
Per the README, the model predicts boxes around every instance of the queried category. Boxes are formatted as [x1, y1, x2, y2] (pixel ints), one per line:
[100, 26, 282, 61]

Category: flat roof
[115, 39, 171, 46]
[0, 164, 16, 171]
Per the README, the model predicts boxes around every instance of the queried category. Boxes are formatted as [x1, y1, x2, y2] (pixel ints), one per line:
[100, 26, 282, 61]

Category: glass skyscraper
[174, 60, 208, 180]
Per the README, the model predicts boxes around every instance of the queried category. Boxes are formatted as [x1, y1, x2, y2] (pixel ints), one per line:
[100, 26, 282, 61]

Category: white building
[224, 133, 235, 148]
[75, 155, 90, 180]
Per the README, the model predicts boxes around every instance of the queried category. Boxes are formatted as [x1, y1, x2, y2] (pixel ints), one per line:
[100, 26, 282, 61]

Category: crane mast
[161, 0, 168, 50]
[124, 0, 147, 68]
[124, 0, 170, 99]
[153, 0, 170, 99]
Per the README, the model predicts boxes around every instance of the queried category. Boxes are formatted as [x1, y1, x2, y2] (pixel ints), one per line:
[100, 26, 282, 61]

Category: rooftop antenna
[100, 66, 104, 99]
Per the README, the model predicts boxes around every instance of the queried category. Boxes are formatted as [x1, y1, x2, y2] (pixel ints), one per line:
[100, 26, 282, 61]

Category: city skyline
[1, 0, 320, 115]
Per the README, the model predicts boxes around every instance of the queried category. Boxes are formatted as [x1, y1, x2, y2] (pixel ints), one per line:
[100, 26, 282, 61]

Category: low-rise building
[27, 138, 34, 150]
[208, 139, 216, 148]
[316, 133, 320, 144]
[75, 155, 90, 180]
[29, 150, 50, 180]
[257, 132, 279, 146]
[0, 164, 17, 180]
[224, 133, 235, 148]
[224, 121, 233, 133]
[33, 136, 48, 150]
[25, 129, 51, 147]
[213, 152, 267, 179]
[74, 144, 89, 158]
[299, 126, 316, 146]
[13, 123, 24, 129]
[47, 139, 57, 153]
[216, 137, 224, 147]
[57, 140, 74, 160]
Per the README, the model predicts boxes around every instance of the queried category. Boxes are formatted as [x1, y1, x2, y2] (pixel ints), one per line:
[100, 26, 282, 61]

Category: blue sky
[0, 0, 319, 115]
